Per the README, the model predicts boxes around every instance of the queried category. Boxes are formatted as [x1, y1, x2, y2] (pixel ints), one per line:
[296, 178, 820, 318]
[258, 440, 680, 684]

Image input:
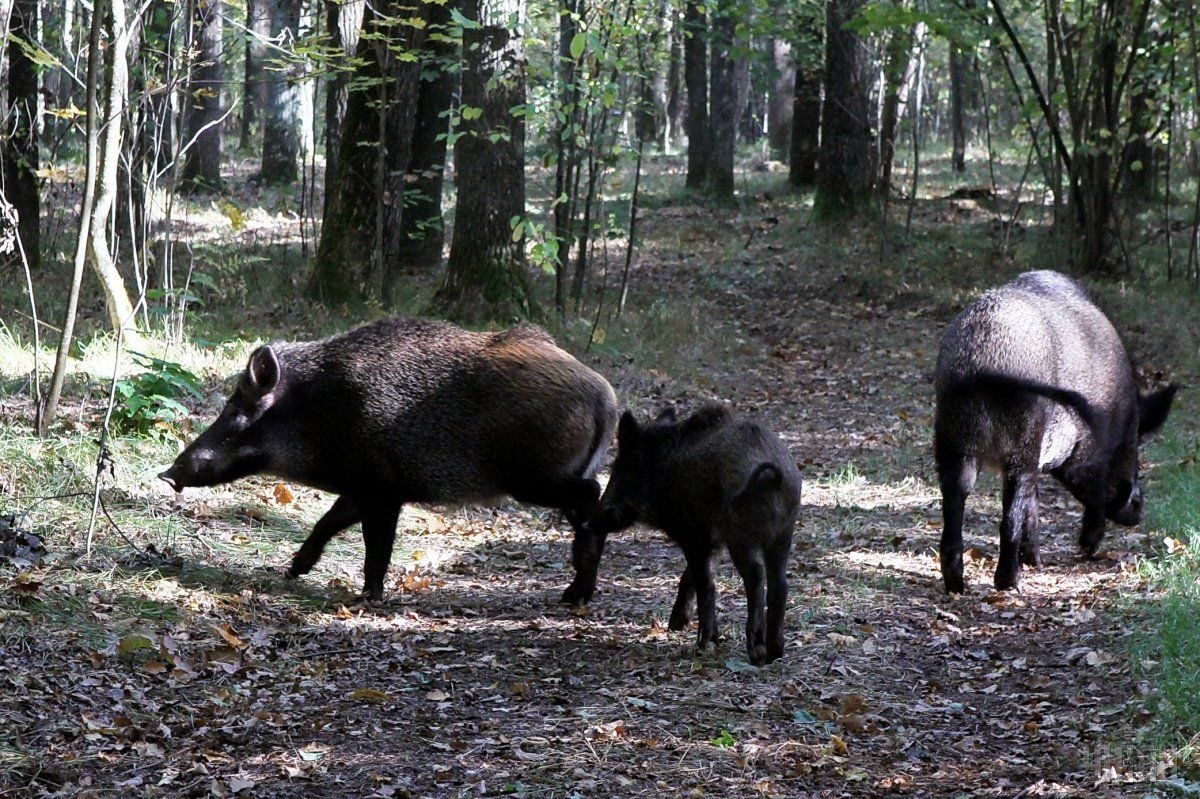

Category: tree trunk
[4, 0, 40, 269]
[766, 39, 794, 160]
[182, 0, 223, 189]
[788, 3, 822, 188]
[664, 5, 683, 151]
[815, 0, 872, 217]
[241, 0, 269, 150]
[706, 4, 736, 200]
[395, 0, 458, 273]
[433, 0, 532, 321]
[310, 2, 425, 303]
[949, 36, 969, 172]
[322, 0, 364, 214]
[260, 0, 303, 183]
[683, 0, 709, 190]
[552, 0, 582, 316]
[878, 21, 915, 196]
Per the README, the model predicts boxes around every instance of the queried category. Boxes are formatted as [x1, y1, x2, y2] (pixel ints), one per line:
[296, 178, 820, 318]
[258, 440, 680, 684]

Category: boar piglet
[159, 317, 618, 601]
[583, 405, 802, 665]
[935, 270, 1176, 594]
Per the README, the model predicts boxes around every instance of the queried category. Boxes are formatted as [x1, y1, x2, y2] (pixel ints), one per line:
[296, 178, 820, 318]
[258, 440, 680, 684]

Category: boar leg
[937, 454, 977, 594]
[728, 544, 769, 666]
[360, 503, 403, 601]
[995, 469, 1037, 590]
[1078, 505, 1106, 556]
[1018, 483, 1042, 568]
[289, 496, 363, 579]
[682, 546, 720, 650]
[763, 531, 792, 663]
[668, 567, 695, 631]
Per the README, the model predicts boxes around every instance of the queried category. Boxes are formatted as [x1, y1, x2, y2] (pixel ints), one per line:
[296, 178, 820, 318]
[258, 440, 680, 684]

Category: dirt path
[2, 201, 1159, 798]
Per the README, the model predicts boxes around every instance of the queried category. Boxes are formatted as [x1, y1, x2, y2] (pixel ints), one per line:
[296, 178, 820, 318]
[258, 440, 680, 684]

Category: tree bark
[182, 0, 223, 189]
[260, 0, 303, 183]
[815, 0, 872, 217]
[706, 3, 736, 200]
[788, 3, 822, 188]
[4, 0, 41, 269]
[683, 0, 709, 190]
[433, 0, 532, 321]
[310, 1, 425, 303]
[241, 0, 269, 150]
[322, 0, 364, 212]
[767, 39, 794, 159]
[395, 0, 457, 273]
[878, 21, 915, 196]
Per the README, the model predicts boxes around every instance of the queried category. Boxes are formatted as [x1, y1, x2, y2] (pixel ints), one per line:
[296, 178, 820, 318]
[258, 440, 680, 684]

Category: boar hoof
[560, 581, 593, 606]
[993, 568, 1019, 591]
[668, 606, 692, 632]
[942, 574, 966, 595]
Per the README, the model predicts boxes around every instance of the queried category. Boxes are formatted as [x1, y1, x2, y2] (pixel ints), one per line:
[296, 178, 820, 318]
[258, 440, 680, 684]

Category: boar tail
[733, 463, 784, 505]
[580, 401, 616, 480]
[946, 372, 1101, 430]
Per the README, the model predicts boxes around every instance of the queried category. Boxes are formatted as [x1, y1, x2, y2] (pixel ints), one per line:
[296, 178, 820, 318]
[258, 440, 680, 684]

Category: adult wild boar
[160, 318, 619, 601]
[935, 270, 1176, 594]
[583, 405, 801, 665]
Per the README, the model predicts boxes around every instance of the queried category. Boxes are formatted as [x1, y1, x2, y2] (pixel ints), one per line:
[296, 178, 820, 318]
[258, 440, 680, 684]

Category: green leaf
[569, 31, 587, 60]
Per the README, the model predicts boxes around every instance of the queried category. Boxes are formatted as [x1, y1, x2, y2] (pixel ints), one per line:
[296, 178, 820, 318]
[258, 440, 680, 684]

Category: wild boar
[934, 270, 1176, 594]
[583, 405, 802, 665]
[159, 317, 619, 601]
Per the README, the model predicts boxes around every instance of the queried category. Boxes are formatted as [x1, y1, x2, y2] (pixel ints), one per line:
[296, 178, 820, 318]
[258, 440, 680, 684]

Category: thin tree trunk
[4, 0, 40, 269]
[788, 3, 822, 188]
[395, 0, 457, 274]
[683, 0, 709, 190]
[260, 0, 302, 183]
[181, 0, 223, 188]
[878, 20, 915, 196]
[706, 3, 736, 200]
[322, 0, 364, 216]
[767, 38, 794, 159]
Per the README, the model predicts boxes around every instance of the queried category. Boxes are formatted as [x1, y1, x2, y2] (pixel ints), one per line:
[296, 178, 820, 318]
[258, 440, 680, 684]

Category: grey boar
[159, 317, 619, 602]
[934, 270, 1176, 594]
[583, 405, 801, 665]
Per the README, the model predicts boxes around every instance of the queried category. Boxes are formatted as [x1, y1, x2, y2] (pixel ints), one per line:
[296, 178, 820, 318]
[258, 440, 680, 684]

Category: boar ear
[246, 346, 282, 397]
[653, 407, 677, 424]
[617, 410, 642, 448]
[1138, 384, 1178, 438]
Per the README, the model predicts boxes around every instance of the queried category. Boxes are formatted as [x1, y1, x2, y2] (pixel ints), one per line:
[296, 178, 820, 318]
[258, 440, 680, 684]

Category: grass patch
[1127, 429, 1200, 760]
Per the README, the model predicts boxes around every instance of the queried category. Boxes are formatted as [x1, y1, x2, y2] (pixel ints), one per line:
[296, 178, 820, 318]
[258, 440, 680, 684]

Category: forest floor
[0, 178, 1190, 798]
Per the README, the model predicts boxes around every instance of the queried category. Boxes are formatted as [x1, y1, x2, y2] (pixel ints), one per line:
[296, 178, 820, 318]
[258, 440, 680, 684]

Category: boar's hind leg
[669, 567, 695, 631]
[995, 469, 1038, 591]
[289, 496, 362, 579]
[360, 503, 403, 602]
[937, 454, 977, 594]
[728, 544, 769, 666]
[763, 530, 792, 663]
[508, 476, 605, 606]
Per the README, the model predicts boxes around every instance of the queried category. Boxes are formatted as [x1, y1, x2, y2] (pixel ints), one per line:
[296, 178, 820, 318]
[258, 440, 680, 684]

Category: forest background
[4, 0, 1200, 794]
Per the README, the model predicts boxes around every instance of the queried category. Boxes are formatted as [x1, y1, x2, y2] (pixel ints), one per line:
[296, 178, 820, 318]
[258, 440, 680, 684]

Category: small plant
[711, 728, 737, 749]
[109, 352, 203, 439]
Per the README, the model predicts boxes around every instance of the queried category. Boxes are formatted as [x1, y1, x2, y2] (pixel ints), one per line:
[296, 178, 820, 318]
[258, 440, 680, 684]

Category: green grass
[1127, 429, 1200, 760]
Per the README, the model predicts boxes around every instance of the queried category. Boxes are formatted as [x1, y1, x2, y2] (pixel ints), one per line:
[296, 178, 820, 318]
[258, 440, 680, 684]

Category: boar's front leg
[289, 495, 362, 579]
[681, 545, 720, 650]
[995, 469, 1038, 591]
[937, 453, 977, 594]
[669, 566, 695, 631]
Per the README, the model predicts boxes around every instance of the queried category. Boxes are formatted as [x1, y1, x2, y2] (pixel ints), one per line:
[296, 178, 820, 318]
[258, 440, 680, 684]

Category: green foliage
[1128, 432, 1200, 753]
[711, 728, 737, 748]
[109, 353, 203, 439]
